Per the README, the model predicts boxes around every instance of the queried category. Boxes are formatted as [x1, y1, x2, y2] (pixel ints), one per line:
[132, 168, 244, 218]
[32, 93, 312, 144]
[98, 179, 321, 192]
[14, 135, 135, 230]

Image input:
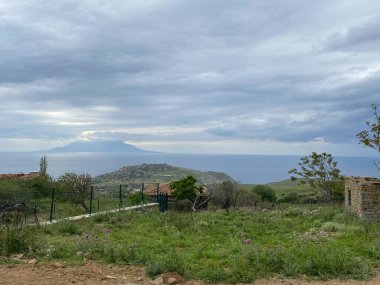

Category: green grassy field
[241, 179, 319, 201]
[3, 205, 379, 283]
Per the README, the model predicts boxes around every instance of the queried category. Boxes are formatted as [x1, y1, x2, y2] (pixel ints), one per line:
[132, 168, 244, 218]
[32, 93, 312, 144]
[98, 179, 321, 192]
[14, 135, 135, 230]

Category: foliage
[331, 178, 345, 202]
[0, 176, 53, 200]
[39, 155, 48, 176]
[234, 189, 260, 207]
[357, 103, 380, 169]
[288, 152, 342, 203]
[127, 192, 145, 205]
[0, 180, 21, 193]
[30, 175, 54, 197]
[58, 173, 92, 211]
[277, 192, 300, 203]
[169, 176, 211, 211]
[170, 176, 197, 201]
[252, 185, 277, 202]
[0, 216, 46, 257]
[209, 181, 242, 212]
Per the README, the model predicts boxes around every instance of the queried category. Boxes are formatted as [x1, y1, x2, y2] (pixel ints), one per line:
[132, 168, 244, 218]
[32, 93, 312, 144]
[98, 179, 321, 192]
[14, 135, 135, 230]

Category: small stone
[167, 277, 178, 284]
[10, 253, 24, 260]
[52, 262, 63, 268]
[102, 275, 117, 280]
[28, 259, 38, 265]
[134, 277, 143, 281]
[75, 251, 83, 257]
[162, 273, 184, 284]
[150, 276, 163, 285]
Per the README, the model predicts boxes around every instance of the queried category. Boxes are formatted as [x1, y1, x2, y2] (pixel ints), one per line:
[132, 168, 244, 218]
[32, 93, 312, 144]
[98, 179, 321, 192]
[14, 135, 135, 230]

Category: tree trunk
[81, 200, 89, 212]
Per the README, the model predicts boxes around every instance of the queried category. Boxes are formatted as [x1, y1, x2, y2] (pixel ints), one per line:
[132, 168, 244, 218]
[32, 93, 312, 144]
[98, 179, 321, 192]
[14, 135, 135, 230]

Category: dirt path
[0, 261, 379, 285]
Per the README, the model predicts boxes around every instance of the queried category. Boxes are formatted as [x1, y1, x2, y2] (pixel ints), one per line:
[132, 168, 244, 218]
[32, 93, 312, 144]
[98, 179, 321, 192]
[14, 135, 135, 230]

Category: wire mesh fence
[0, 190, 47, 225]
[0, 182, 168, 225]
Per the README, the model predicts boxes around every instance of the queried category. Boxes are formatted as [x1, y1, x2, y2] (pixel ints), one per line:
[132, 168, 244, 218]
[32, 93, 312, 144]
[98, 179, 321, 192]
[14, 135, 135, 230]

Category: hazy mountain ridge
[42, 141, 154, 153]
[93, 163, 234, 186]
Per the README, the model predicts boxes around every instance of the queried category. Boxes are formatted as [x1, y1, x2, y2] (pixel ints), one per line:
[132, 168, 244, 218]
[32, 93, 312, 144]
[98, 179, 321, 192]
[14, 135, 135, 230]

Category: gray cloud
[325, 16, 380, 52]
[0, 0, 379, 153]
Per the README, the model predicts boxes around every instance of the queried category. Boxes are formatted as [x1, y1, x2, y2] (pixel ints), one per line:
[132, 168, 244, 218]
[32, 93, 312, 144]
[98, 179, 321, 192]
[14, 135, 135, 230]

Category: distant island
[93, 163, 234, 186]
[41, 140, 155, 154]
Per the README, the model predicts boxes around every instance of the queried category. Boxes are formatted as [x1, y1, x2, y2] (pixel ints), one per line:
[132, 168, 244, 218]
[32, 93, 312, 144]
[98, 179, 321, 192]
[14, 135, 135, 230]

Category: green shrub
[278, 192, 299, 203]
[145, 251, 185, 278]
[252, 185, 277, 202]
[0, 225, 46, 257]
[127, 192, 145, 205]
[321, 222, 343, 232]
[47, 240, 76, 259]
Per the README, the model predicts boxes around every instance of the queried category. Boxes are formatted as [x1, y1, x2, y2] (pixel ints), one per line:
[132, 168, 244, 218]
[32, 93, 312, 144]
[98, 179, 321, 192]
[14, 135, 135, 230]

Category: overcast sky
[0, 0, 379, 155]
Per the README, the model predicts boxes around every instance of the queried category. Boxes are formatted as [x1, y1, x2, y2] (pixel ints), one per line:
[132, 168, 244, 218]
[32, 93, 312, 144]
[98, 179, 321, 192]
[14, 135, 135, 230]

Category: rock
[162, 273, 184, 284]
[167, 277, 178, 284]
[75, 251, 83, 257]
[102, 275, 117, 280]
[28, 259, 38, 265]
[10, 253, 24, 260]
[52, 262, 65, 269]
[134, 277, 143, 281]
[150, 276, 163, 285]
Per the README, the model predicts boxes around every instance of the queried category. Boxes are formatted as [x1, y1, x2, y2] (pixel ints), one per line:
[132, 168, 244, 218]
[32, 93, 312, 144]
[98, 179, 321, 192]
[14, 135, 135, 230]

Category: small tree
[209, 181, 241, 212]
[252, 185, 277, 203]
[288, 152, 342, 203]
[169, 176, 212, 212]
[39, 155, 48, 176]
[58, 173, 92, 211]
[357, 103, 380, 170]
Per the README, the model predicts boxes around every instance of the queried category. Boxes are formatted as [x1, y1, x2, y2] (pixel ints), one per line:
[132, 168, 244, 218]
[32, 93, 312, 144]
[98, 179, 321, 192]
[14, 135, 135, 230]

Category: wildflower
[242, 239, 250, 245]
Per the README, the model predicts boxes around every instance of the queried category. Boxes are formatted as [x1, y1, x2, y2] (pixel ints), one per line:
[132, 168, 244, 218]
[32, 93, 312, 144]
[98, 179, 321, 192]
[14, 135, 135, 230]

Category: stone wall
[345, 176, 380, 221]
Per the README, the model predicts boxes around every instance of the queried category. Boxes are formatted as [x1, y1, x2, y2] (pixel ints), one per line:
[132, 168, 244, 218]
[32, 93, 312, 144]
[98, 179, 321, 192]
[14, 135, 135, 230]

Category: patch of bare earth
[0, 262, 379, 285]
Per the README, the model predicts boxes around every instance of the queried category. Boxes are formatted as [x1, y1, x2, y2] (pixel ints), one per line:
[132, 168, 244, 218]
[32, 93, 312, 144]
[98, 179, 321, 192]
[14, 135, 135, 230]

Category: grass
[241, 179, 320, 202]
[2, 205, 380, 283]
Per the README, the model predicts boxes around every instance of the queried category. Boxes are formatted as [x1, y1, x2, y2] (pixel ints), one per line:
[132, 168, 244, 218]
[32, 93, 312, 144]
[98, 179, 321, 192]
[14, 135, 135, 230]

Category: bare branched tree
[58, 173, 92, 211]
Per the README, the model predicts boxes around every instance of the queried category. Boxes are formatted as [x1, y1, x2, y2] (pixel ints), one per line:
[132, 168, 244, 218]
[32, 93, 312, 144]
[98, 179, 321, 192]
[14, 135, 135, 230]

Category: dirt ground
[0, 261, 379, 285]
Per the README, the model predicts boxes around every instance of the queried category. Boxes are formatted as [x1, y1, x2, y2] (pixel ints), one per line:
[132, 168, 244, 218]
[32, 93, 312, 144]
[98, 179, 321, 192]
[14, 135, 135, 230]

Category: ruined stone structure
[345, 176, 380, 221]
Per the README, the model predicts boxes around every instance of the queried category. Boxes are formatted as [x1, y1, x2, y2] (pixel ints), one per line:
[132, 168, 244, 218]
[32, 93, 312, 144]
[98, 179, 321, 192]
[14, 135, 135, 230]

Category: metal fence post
[119, 184, 122, 209]
[49, 188, 55, 222]
[141, 183, 145, 204]
[156, 183, 160, 203]
[89, 186, 94, 215]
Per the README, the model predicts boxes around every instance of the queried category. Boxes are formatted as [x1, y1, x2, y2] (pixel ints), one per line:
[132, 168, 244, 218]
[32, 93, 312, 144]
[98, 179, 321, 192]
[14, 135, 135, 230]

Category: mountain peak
[44, 140, 154, 153]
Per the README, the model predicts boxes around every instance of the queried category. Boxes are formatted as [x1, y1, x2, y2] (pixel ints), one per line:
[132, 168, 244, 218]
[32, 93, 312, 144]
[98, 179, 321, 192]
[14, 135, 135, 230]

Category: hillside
[93, 163, 234, 186]
[241, 179, 318, 201]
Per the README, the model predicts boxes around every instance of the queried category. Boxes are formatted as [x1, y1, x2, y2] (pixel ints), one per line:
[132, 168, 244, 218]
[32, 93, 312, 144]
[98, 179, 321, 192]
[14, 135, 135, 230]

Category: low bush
[0, 225, 46, 257]
[252, 185, 277, 202]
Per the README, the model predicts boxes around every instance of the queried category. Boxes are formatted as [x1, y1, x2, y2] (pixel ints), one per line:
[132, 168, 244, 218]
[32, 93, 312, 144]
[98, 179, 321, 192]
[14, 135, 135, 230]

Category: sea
[0, 152, 378, 184]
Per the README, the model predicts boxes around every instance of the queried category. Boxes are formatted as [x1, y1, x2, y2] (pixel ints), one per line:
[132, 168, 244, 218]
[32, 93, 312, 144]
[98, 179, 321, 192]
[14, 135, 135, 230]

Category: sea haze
[0, 152, 378, 184]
